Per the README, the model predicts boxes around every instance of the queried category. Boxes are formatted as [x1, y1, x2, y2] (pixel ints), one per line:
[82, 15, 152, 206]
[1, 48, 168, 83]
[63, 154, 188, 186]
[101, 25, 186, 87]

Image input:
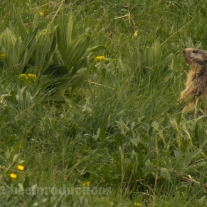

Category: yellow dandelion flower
[0, 53, 6, 62]
[19, 74, 37, 84]
[10, 173, 17, 179]
[17, 164, 24, 171]
[0, 53, 6, 59]
[95, 56, 106, 61]
[82, 181, 90, 186]
[134, 31, 138, 38]
[135, 202, 141, 206]
[19, 74, 28, 80]
[39, 11, 44, 17]
[28, 74, 37, 82]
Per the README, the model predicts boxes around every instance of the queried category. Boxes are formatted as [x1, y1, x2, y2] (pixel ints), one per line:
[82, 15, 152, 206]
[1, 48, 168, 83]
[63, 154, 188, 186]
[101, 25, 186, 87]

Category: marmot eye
[193, 50, 198, 53]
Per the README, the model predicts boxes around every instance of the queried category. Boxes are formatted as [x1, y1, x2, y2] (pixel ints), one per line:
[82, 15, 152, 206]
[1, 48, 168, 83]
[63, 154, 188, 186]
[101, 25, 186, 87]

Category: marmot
[180, 48, 207, 113]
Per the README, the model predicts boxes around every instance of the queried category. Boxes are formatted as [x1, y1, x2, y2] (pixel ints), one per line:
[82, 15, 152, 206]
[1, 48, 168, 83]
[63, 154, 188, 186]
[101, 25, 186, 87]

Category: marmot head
[183, 48, 207, 69]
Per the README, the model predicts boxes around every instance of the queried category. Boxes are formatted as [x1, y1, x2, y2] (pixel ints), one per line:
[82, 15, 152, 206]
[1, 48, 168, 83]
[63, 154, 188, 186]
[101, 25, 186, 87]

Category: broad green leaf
[17, 14, 28, 40]
[63, 33, 91, 70]
[19, 28, 38, 72]
[0, 28, 16, 50]
[71, 57, 87, 75]
[32, 13, 39, 31]
[66, 11, 73, 45]
[21, 27, 38, 52]
[42, 35, 57, 74]
[57, 10, 73, 55]
[34, 29, 54, 70]
[13, 153, 20, 162]
[20, 44, 36, 73]
[98, 128, 106, 142]
[153, 39, 161, 63]
[86, 45, 106, 53]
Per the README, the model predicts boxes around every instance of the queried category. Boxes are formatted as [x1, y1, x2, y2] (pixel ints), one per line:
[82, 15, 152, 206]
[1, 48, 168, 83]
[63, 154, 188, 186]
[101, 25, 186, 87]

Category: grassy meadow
[1, 0, 207, 206]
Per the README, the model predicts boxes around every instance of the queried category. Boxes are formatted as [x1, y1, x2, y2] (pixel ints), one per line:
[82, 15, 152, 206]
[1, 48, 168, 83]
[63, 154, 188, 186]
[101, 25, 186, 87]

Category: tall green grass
[1, 0, 207, 206]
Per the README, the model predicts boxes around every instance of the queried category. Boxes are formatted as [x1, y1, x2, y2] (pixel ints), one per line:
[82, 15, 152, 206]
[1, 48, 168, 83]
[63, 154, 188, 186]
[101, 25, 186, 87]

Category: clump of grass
[1, 0, 207, 206]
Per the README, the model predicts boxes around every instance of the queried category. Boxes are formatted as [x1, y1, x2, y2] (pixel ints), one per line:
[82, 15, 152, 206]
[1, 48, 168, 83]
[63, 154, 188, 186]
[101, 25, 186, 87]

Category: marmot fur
[181, 48, 207, 113]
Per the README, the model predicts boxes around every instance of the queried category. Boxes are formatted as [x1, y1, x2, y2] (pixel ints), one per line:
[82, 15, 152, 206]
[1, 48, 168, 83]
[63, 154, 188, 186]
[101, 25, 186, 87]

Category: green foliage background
[1, 0, 207, 206]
